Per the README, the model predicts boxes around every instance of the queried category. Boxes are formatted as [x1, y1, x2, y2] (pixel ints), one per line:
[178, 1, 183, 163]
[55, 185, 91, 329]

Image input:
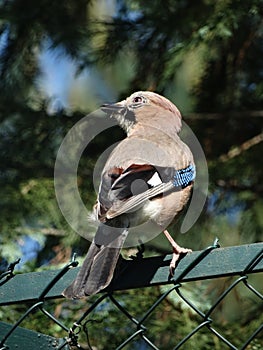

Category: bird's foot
[169, 245, 192, 275]
[162, 229, 192, 275]
[129, 240, 145, 260]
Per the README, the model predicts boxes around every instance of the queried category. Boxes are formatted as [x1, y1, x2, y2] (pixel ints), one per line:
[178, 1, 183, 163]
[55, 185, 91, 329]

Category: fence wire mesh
[0, 241, 262, 350]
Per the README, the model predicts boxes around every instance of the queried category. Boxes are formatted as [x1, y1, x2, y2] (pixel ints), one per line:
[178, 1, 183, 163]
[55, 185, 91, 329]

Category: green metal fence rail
[0, 241, 262, 349]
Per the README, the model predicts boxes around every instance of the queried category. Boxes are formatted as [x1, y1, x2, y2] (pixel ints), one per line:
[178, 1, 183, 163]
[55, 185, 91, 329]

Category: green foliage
[0, 0, 262, 348]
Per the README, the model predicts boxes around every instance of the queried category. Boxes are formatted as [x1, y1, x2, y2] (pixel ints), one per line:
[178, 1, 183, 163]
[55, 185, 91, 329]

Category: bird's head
[101, 91, 182, 136]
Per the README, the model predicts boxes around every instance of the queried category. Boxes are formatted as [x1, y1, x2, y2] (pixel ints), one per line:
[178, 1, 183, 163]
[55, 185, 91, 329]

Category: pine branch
[219, 132, 263, 162]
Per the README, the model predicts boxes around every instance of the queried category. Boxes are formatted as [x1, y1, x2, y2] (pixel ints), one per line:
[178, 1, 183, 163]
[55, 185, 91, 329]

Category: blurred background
[0, 0, 262, 349]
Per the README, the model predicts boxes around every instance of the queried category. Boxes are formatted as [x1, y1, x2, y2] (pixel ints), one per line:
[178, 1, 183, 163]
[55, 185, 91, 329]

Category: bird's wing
[96, 162, 180, 220]
[106, 181, 175, 219]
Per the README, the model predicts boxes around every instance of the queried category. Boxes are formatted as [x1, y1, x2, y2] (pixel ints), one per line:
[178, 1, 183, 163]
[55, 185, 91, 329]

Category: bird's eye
[129, 95, 147, 109]
[132, 96, 143, 104]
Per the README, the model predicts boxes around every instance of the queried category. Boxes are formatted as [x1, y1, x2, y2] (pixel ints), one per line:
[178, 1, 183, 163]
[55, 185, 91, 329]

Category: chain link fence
[0, 241, 262, 350]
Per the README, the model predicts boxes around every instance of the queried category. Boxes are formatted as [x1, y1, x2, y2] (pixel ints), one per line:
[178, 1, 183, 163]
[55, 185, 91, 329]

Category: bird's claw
[169, 247, 192, 276]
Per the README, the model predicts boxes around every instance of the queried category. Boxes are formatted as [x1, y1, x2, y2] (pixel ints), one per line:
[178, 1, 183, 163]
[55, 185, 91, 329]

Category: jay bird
[63, 91, 195, 298]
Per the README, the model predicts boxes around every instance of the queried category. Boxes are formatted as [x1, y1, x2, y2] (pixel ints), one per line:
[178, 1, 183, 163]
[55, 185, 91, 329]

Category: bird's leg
[129, 240, 145, 260]
[163, 229, 192, 275]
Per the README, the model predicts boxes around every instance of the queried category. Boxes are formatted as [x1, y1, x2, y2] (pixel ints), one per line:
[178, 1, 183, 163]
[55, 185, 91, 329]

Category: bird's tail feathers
[63, 222, 128, 298]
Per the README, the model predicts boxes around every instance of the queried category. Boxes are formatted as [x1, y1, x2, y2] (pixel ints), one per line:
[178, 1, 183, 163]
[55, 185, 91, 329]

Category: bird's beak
[101, 101, 126, 114]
